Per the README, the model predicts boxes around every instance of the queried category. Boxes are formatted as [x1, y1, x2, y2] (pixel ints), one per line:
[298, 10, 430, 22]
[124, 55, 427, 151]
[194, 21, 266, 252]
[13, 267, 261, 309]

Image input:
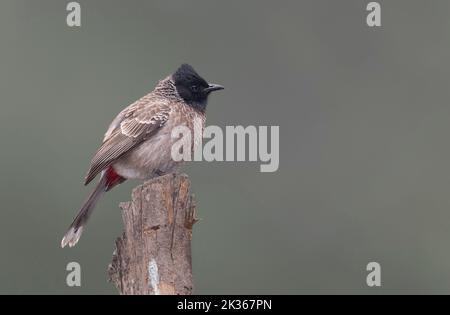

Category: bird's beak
[204, 83, 224, 93]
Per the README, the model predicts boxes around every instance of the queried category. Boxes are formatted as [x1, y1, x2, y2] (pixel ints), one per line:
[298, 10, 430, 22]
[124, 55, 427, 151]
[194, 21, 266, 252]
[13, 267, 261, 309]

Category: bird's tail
[61, 175, 107, 248]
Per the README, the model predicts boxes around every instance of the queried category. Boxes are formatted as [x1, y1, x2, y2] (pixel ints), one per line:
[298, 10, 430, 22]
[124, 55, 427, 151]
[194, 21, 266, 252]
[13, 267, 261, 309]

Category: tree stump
[108, 173, 198, 295]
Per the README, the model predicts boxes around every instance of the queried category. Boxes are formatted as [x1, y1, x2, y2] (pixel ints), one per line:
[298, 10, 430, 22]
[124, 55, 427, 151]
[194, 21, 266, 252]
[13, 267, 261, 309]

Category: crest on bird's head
[172, 64, 223, 110]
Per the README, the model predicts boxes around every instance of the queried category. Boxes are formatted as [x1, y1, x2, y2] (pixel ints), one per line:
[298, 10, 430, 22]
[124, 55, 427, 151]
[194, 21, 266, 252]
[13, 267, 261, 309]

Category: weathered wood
[108, 173, 198, 295]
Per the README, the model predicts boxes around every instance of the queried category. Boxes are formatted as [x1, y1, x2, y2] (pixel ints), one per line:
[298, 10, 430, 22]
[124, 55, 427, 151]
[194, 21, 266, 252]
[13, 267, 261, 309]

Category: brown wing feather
[84, 101, 170, 185]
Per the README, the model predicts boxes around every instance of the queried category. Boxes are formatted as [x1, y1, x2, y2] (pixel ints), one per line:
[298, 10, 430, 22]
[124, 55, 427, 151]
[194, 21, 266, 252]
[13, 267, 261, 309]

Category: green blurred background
[1, 0, 450, 294]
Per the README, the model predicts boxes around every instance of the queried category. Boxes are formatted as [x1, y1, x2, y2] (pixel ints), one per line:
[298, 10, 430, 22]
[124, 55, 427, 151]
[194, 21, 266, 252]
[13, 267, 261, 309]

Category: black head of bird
[173, 64, 224, 111]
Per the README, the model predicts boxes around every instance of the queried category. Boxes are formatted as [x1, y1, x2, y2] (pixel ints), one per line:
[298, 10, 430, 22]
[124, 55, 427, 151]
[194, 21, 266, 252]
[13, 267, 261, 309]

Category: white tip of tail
[61, 226, 84, 248]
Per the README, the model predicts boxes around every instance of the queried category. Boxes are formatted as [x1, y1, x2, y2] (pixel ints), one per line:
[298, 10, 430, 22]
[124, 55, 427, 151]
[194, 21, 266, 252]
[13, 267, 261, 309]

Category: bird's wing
[84, 99, 171, 185]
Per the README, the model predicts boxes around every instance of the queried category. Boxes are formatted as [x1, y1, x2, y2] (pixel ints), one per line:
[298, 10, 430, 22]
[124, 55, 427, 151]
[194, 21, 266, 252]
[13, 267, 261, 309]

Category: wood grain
[108, 173, 198, 295]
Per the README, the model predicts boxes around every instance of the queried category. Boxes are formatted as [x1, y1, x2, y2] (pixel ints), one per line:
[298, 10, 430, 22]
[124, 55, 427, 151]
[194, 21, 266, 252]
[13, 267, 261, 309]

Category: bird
[61, 64, 224, 248]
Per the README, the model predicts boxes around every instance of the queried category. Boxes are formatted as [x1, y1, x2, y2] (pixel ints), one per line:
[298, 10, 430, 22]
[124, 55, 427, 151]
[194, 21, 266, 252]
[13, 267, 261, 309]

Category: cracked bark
[108, 173, 198, 295]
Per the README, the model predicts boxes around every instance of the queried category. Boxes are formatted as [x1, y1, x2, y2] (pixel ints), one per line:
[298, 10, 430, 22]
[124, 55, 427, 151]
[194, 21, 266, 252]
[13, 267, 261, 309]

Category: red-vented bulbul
[61, 64, 223, 248]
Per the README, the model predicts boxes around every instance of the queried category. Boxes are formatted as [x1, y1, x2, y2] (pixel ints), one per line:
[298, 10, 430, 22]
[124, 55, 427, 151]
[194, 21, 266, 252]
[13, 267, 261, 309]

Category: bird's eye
[191, 85, 199, 92]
